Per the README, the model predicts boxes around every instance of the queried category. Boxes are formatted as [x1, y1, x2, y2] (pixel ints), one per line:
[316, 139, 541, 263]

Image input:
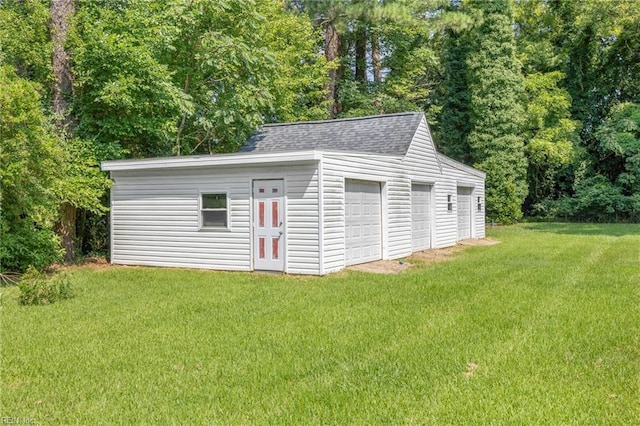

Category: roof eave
[101, 150, 322, 172]
[438, 154, 486, 178]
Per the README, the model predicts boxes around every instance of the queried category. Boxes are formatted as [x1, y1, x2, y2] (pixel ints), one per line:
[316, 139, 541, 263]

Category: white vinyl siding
[402, 117, 443, 181]
[283, 169, 320, 274]
[111, 177, 248, 270]
[320, 152, 411, 273]
[439, 157, 486, 239]
[401, 118, 485, 245]
[110, 164, 320, 274]
[403, 117, 457, 248]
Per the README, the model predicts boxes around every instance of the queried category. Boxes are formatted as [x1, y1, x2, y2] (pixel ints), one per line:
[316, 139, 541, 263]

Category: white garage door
[345, 179, 382, 266]
[457, 187, 472, 240]
[412, 184, 432, 251]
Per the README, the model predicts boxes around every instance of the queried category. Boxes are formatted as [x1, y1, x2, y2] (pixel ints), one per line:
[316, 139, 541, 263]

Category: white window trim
[199, 191, 231, 231]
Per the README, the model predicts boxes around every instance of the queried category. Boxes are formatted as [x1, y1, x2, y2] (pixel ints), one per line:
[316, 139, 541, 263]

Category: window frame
[447, 194, 453, 213]
[199, 191, 230, 230]
[477, 196, 483, 212]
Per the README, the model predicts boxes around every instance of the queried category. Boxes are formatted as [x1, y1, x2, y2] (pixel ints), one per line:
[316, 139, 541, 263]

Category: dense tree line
[1, 0, 639, 272]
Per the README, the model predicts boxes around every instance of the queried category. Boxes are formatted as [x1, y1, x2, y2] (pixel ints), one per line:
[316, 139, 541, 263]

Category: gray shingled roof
[239, 112, 424, 156]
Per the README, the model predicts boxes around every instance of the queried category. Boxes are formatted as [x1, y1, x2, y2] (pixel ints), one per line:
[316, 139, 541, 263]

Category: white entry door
[457, 187, 472, 241]
[412, 183, 432, 251]
[253, 180, 284, 271]
[345, 179, 382, 266]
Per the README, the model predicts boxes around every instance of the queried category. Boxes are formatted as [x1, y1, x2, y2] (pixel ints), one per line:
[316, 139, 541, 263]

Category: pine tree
[466, 0, 527, 223]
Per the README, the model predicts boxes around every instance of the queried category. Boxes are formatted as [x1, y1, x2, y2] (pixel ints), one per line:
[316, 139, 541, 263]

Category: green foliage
[544, 176, 639, 222]
[338, 79, 420, 118]
[71, 1, 187, 158]
[368, 1, 448, 115]
[554, 0, 640, 139]
[75, 206, 111, 258]
[0, 226, 62, 274]
[593, 102, 640, 194]
[162, 0, 313, 154]
[523, 71, 579, 210]
[437, 28, 472, 162]
[18, 266, 74, 306]
[0, 0, 52, 92]
[604, 18, 640, 105]
[0, 60, 108, 272]
[0, 65, 64, 272]
[52, 138, 111, 213]
[296, 0, 448, 119]
[513, 0, 564, 75]
[465, 0, 527, 223]
[538, 103, 640, 222]
[258, 2, 330, 123]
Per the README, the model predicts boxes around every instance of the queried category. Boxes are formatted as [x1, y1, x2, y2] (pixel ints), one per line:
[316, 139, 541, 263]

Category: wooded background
[2, 0, 640, 272]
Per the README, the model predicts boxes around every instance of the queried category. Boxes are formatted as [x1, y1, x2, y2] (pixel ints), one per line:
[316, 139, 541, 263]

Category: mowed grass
[2, 223, 639, 424]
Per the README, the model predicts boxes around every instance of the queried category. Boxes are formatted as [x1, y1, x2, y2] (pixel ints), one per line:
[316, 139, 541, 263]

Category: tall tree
[370, 32, 382, 83]
[293, 0, 416, 118]
[1, 0, 113, 267]
[465, 0, 527, 223]
[51, 0, 74, 129]
[438, 27, 472, 163]
[51, 0, 77, 261]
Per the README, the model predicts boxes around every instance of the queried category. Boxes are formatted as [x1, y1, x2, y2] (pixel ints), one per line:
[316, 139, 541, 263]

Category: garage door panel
[345, 180, 382, 266]
[457, 187, 472, 240]
[412, 184, 431, 251]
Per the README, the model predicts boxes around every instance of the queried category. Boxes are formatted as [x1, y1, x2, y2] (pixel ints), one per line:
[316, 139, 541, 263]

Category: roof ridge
[260, 112, 423, 128]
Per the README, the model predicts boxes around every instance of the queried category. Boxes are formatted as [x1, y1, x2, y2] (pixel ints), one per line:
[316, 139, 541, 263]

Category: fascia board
[102, 150, 322, 171]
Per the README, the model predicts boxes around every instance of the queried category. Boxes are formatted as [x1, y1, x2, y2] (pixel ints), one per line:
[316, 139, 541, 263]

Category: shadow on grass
[521, 222, 640, 237]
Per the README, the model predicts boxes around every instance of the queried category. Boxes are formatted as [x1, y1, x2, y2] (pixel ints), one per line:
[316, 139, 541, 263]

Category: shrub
[0, 224, 63, 273]
[18, 267, 74, 306]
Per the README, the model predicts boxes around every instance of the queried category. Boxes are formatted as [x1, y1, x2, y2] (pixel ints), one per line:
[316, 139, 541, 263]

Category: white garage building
[102, 112, 486, 275]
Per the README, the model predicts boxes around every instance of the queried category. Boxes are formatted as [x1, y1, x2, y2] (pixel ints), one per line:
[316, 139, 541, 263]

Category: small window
[201, 193, 228, 228]
[447, 195, 453, 212]
[477, 196, 482, 212]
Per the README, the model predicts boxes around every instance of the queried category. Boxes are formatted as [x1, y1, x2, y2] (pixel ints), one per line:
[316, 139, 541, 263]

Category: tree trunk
[56, 204, 77, 262]
[51, 0, 76, 262]
[51, 0, 75, 130]
[355, 24, 367, 83]
[324, 16, 341, 118]
[371, 32, 382, 83]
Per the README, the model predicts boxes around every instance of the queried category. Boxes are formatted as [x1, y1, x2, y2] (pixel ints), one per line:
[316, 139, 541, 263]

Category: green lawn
[2, 223, 639, 424]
